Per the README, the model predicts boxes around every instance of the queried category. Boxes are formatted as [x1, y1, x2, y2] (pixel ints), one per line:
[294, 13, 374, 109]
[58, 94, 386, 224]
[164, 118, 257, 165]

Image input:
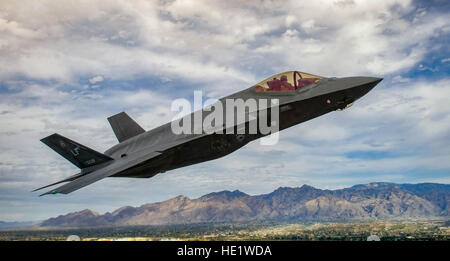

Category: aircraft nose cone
[326, 76, 383, 103]
[334, 76, 383, 88]
[350, 76, 383, 100]
[352, 76, 383, 86]
[366, 77, 383, 85]
[361, 77, 383, 91]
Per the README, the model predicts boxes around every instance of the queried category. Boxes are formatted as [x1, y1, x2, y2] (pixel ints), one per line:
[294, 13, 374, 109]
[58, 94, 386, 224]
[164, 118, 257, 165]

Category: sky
[0, 0, 449, 222]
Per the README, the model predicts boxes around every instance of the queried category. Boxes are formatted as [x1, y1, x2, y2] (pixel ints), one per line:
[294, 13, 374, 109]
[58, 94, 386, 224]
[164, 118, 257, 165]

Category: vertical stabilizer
[107, 112, 145, 143]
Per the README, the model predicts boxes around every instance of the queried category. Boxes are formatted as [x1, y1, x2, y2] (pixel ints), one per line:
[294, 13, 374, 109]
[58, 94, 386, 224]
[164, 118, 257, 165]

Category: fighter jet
[35, 71, 382, 196]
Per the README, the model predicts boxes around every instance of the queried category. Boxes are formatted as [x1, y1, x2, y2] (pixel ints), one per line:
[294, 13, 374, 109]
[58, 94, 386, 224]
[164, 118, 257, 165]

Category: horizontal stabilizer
[41, 133, 113, 169]
[40, 151, 162, 196]
[108, 112, 145, 143]
[32, 172, 83, 192]
[39, 167, 112, 196]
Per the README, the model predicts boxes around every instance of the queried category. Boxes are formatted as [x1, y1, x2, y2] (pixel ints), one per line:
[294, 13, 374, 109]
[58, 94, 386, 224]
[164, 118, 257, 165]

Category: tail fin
[107, 112, 145, 143]
[41, 133, 113, 169]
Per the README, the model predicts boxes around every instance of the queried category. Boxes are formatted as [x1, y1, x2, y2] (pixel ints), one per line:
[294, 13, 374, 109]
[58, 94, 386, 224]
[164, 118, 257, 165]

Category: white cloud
[89, 75, 104, 84]
[0, 0, 447, 86]
[0, 0, 449, 221]
[0, 18, 40, 39]
[392, 75, 411, 83]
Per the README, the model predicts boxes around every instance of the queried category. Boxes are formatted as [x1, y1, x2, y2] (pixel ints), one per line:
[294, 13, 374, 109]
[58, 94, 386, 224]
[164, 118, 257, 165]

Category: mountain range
[38, 182, 450, 228]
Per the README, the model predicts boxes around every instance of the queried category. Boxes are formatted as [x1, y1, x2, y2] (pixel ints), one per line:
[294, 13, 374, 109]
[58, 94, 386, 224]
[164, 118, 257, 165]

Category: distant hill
[0, 221, 37, 229]
[40, 182, 450, 227]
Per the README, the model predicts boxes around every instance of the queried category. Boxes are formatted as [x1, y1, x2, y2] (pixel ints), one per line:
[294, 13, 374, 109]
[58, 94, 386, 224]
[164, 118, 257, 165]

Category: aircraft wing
[40, 151, 162, 196]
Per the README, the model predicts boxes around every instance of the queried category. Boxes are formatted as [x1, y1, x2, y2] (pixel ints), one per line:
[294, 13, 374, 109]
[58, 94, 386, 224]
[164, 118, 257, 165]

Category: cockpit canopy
[253, 71, 322, 92]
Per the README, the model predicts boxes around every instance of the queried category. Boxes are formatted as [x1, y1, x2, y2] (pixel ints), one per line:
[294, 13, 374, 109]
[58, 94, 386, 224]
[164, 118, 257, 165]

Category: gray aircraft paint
[36, 72, 382, 196]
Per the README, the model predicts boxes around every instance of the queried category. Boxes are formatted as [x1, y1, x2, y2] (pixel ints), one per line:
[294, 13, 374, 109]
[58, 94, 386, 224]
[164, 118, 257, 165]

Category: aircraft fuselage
[37, 71, 382, 195]
[109, 76, 381, 179]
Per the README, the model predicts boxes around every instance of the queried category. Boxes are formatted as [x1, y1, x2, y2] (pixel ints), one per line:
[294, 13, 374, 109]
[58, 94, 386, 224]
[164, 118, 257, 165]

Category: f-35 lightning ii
[35, 71, 382, 196]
